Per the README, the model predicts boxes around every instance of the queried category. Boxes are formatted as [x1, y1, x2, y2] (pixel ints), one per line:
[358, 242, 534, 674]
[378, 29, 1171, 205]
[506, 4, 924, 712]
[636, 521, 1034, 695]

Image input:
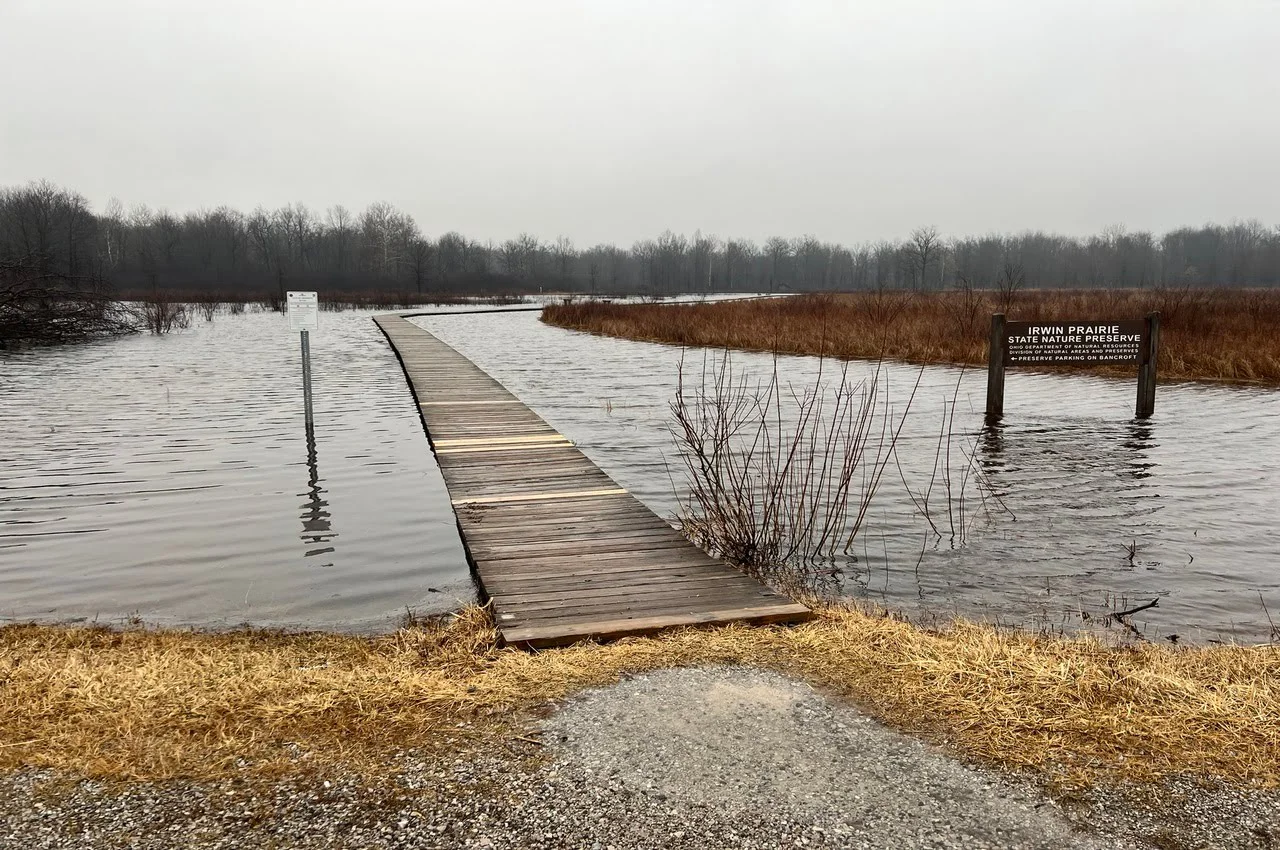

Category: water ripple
[416, 311, 1280, 644]
[0, 309, 473, 631]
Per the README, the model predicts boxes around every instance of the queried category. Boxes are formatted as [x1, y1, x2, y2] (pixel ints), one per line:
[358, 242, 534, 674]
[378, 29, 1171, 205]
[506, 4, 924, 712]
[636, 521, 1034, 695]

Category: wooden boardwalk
[374, 314, 811, 648]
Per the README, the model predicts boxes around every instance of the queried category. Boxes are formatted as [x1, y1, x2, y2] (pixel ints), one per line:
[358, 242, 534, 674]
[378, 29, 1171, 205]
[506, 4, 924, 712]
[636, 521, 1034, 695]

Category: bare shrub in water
[260, 289, 285, 313]
[670, 352, 918, 590]
[671, 352, 1009, 589]
[137, 293, 190, 335]
[195, 298, 219, 321]
[894, 370, 1013, 549]
[0, 255, 136, 345]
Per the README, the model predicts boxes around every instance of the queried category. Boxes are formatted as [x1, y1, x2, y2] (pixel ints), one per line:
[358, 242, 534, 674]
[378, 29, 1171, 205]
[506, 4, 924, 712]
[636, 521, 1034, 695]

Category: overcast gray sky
[2, 0, 1277, 245]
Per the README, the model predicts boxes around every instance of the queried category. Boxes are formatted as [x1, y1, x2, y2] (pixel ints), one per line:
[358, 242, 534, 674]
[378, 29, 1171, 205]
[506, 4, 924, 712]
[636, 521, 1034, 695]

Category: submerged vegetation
[0, 255, 136, 345]
[670, 351, 1004, 592]
[1, 277, 530, 345]
[543, 288, 1280, 385]
[0, 605, 1276, 788]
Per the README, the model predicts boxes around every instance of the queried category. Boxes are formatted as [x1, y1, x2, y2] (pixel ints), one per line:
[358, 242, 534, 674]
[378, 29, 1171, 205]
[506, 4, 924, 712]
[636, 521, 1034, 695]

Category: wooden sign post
[985, 312, 1160, 422]
[1135, 312, 1161, 418]
[985, 313, 1007, 421]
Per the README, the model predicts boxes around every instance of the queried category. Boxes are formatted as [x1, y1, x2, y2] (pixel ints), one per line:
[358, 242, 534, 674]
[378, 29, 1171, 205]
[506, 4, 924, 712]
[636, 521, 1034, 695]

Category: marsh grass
[543, 288, 1280, 385]
[1, 605, 1277, 788]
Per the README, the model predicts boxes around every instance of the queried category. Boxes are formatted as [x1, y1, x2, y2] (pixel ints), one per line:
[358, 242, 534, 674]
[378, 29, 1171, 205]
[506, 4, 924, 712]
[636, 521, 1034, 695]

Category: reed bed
[1, 605, 1276, 788]
[543, 289, 1280, 385]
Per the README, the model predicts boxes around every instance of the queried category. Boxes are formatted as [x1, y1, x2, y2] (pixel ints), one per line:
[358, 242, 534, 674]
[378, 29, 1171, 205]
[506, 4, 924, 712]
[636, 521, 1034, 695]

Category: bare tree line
[4, 180, 1280, 300]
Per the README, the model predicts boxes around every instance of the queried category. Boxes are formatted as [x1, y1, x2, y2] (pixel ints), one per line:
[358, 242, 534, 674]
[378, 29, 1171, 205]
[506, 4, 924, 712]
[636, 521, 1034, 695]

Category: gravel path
[538, 666, 1119, 849]
[2, 665, 1275, 849]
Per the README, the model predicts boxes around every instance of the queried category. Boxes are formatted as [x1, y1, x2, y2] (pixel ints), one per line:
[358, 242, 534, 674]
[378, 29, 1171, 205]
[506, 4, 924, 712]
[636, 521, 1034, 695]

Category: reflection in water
[906, 416, 1169, 632]
[976, 422, 1006, 477]
[300, 420, 337, 563]
[1122, 420, 1158, 480]
[0, 309, 472, 632]
[3, 305, 1279, 641]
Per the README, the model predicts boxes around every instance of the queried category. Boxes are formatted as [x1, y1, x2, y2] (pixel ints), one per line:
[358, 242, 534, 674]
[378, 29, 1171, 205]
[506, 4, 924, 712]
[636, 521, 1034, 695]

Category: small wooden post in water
[1135, 311, 1160, 419]
[985, 313, 1006, 423]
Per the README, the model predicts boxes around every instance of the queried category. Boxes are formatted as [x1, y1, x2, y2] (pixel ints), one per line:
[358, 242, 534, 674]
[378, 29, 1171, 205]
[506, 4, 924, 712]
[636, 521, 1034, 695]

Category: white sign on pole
[287, 291, 319, 332]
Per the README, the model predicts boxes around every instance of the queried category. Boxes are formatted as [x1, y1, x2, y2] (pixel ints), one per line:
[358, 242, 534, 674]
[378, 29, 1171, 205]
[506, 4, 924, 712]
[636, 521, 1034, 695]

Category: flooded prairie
[0, 309, 472, 631]
[1, 305, 1278, 642]
[415, 311, 1280, 644]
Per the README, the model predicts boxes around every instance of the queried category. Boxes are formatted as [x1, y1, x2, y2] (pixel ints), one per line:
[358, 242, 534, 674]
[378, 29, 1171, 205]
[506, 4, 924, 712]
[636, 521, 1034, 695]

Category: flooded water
[0, 309, 473, 631]
[1, 305, 1277, 642]
[414, 311, 1280, 644]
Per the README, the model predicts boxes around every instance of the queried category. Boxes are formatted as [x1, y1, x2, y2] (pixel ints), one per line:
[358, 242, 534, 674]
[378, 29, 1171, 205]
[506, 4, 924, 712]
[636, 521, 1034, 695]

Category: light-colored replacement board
[373, 314, 811, 648]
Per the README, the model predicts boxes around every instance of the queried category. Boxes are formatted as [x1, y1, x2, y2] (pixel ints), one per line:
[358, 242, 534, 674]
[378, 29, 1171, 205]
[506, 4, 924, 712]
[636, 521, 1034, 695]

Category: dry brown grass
[543, 289, 1280, 385]
[2, 605, 1277, 788]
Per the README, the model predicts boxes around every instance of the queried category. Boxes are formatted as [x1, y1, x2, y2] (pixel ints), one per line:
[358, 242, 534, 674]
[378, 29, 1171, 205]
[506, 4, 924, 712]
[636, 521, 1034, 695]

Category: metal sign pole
[300, 328, 314, 430]
[287, 291, 319, 432]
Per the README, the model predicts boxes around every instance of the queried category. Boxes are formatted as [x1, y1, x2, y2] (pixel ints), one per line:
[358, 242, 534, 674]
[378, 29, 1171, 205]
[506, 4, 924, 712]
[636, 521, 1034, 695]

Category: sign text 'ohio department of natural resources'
[1002, 320, 1146, 365]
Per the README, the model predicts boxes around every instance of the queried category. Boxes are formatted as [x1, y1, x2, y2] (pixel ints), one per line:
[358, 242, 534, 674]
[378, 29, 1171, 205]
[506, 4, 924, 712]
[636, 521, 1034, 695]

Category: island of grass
[542, 289, 1280, 386]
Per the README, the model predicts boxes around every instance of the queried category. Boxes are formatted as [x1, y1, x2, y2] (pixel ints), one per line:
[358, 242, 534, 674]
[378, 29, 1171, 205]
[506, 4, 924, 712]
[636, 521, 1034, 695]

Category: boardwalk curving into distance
[374, 314, 811, 648]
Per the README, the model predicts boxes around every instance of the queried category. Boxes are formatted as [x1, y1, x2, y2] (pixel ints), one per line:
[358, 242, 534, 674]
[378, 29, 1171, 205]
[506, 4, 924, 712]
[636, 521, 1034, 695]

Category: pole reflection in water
[975, 417, 1161, 505]
[301, 419, 337, 564]
[1122, 419, 1158, 480]
[977, 421, 1007, 477]
[954, 416, 1168, 623]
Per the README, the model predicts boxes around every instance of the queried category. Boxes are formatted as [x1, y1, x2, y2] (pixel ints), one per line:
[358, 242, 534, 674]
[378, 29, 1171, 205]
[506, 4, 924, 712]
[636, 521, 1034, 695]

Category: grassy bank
[543, 289, 1280, 385]
[1, 605, 1276, 788]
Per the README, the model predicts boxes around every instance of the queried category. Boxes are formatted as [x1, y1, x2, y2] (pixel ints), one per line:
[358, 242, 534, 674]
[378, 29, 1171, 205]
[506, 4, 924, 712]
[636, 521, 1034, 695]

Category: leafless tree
[723, 238, 755, 291]
[552, 235, 576, 280]
[325, 205, 355, 272]
[905, 225, 943, 290]
[407, 237, 435, 294]
[691, 231, 717, 293]
[995, 259, 1025, 313]
[515, 233, 542, 281]
[764, 236, 790, 293]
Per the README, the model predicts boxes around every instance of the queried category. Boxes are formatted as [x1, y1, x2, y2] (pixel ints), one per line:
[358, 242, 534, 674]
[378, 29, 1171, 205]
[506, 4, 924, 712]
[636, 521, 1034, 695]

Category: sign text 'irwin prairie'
[1003, 321, 1146, 366]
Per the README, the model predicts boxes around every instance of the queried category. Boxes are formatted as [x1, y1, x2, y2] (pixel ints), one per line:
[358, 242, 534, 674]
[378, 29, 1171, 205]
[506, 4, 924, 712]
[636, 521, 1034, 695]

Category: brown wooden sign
[1003, 321, 1146, 366]
[985, 313, 1160, 422]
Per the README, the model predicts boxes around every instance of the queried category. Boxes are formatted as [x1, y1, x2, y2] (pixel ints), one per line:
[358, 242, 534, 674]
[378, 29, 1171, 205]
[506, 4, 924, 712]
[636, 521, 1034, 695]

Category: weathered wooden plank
[478, 557, 729, 585]
[483, 570, 737, 596]
[470, 541, 711, 564]
[500, 590, 782, 622]
[455, 505, 665, 528]
[466, 527, 694, 552]
[470, 543, 700, 569]
[374, 313, 811, 648]
[462, 518, 677, 542]
[487, 572, 750, 601]
[443, 470, 620, 491]
[500, 604, 813, 648]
